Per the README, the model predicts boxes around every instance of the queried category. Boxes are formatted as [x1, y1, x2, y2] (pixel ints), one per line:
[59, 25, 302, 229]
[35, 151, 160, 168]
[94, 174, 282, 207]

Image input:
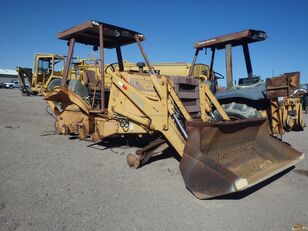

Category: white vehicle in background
[2, 80, 19, 89]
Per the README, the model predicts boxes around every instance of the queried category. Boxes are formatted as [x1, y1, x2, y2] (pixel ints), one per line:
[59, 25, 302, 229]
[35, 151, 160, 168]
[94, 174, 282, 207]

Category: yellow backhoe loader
[44, 20, 303, 199]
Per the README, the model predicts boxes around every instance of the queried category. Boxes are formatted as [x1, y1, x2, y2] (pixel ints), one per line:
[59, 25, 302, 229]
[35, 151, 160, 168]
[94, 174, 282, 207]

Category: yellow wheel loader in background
[44, 20, 303, 199]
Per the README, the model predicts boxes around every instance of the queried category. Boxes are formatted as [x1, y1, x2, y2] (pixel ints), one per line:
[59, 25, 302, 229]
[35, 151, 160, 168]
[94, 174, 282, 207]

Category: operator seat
[84, 70, 100, 90]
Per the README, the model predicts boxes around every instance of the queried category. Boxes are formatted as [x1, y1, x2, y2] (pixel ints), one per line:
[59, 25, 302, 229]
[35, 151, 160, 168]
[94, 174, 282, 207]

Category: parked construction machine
[44, 21, 303, 199]
[189, 29, 305, 136]
[17, 53, 65, 95]
[17, 53, 103, 96]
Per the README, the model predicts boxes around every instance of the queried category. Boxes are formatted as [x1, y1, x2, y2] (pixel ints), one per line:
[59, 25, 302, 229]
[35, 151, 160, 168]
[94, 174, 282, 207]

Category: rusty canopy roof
[194, 29, 267, 50]
[58, 20, 144, 49]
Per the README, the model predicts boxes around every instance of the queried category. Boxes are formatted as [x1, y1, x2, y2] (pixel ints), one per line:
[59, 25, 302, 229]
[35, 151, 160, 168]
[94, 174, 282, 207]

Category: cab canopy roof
[194, 29, 267, 50]
[58, 20, 144, 49]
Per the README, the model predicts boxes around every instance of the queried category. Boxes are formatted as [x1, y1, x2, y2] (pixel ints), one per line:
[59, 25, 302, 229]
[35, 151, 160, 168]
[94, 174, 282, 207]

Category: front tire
[214, 102, 263, 120]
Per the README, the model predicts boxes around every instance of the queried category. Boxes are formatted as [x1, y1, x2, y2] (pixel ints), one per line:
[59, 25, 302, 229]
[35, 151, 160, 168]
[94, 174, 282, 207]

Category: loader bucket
[180, 118, 304, 199]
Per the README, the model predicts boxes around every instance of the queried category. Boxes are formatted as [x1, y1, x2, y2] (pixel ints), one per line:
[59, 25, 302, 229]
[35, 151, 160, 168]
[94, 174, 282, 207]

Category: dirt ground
[0, 89, 307, 231]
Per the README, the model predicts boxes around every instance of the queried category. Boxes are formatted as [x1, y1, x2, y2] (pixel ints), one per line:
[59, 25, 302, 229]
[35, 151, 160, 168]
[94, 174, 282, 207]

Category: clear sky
[1, 0, 308, 84]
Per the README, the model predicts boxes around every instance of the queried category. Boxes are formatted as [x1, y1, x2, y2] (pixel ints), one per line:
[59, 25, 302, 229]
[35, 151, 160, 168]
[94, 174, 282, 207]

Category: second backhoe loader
[45, 20, 303, 199]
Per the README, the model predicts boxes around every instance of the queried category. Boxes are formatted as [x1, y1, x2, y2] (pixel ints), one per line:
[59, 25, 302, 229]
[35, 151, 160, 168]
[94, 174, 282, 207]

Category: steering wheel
[105, 63, 117, 74]
[213, 71, 225, 80]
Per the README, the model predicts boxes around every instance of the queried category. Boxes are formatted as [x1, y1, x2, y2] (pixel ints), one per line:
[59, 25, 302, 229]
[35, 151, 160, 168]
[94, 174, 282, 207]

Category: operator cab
[32, 54, 64, 92]
[57, 20, 146, 109]
[190, 29, 267, 91]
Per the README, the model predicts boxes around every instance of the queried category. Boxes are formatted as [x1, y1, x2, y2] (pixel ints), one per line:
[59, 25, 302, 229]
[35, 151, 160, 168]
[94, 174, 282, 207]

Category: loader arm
[199, 83, 230, 121]
[108, 71, 192, 155]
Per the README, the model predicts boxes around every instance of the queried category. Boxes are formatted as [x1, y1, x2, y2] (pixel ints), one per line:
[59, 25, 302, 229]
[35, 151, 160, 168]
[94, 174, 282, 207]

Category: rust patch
[207, 141, 275, 178]
[208, 141, 259, 165]
[259, 160, 272, 169]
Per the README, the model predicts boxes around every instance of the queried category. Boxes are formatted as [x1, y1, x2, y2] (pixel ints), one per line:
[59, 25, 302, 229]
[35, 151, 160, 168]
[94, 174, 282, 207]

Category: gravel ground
[0, 89, 307, 231]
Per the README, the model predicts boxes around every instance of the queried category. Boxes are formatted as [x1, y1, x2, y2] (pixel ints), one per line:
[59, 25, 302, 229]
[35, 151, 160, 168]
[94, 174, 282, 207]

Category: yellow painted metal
[109, 61, 210, 80]
[108, 72, 189, 155]
[283, 98, 304, 131]
[31, 53, 65, 94]
[269, 97, 304, 135]
[199, 83, 229, 121]
[269, 99, 284, 135]
[19, 54, 105, 95]
[45, 67, 197, 156]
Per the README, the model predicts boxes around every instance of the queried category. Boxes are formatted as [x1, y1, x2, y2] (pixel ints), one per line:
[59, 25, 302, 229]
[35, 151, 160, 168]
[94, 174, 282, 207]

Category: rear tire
[47, 78, 62, 91]
[214, 102, 263, 120]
